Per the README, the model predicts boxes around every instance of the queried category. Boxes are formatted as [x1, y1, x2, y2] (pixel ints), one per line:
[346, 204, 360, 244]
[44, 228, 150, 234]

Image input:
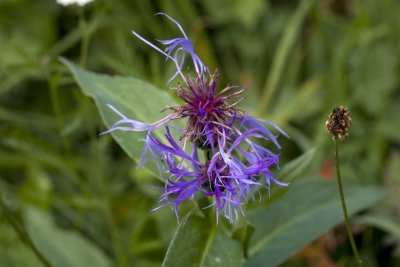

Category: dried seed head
[326, 106, 352, 140]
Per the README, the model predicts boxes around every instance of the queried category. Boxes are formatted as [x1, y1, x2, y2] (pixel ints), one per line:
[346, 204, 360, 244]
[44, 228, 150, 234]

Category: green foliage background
[1, 0, 400, 266]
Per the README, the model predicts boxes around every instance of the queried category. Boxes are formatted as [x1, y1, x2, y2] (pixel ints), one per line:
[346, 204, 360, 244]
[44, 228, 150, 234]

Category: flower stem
[334, 140, 363, 267]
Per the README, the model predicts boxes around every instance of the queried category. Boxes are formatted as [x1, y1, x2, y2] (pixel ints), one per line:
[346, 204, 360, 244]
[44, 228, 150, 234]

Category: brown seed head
[326, 106, 352, 140]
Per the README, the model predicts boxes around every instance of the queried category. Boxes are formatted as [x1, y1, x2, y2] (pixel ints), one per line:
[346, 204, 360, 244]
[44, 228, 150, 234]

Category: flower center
[170, 72, 243, 148]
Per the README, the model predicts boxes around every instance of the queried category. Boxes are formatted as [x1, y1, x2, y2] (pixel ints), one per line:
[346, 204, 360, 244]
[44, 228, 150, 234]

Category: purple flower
[132, 13, 206, 83]
[154, 126, 286, 223]
[104, 14, 288, 223]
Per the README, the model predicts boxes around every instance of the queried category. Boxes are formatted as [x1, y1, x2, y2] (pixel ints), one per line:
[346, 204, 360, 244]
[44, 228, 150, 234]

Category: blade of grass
[257, 0, 315, 116]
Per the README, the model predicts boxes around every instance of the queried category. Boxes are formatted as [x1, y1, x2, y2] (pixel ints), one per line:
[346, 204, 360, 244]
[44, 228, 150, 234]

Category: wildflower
[56, 0, 93, 6]
[155, 126, 286, 223]
[105, 14, 288, 223]
[326, 106, 352, 140]
[326, 107, 363, 265]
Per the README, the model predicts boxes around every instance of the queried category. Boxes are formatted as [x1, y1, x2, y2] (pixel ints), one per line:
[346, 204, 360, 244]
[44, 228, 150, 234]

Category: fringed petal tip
[132, 14, 207, 82]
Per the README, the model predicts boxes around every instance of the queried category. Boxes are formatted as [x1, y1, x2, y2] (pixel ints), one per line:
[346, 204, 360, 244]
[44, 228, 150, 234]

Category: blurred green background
[1, 0, 400, 266]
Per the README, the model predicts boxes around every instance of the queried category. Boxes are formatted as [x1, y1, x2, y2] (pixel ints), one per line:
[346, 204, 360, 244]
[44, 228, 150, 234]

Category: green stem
[334, 140, 363, 267]
[0, 198, 53, 267]
[48, 74, 72, 154]
[103, 203, 126, 267]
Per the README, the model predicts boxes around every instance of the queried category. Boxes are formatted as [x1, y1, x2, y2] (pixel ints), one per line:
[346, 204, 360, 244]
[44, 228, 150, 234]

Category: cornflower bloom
[105, 14, 288, 223]
[56, 0, 93, 6]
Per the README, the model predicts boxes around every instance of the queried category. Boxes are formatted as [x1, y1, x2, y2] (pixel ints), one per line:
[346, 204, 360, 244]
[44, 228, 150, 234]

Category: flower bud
[326, 106, 352, 140]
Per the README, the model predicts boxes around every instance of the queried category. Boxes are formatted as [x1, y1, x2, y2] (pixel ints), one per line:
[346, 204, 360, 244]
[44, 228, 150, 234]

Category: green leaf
[349, 41, 397, 115]
[244, 180, 386, 267]
[0, 216, 43, 267]
[61, 58, 179, 178]
[163, 215, 242, 267]
[26, 208, 111, 267]
[203, 0, 267, 29]
[257, 0, 316, 114]
[273, 76, 324, 121]
[232, 223, 255, 259]
[278, 147, 316, 183]
[358, 215, 400, 242]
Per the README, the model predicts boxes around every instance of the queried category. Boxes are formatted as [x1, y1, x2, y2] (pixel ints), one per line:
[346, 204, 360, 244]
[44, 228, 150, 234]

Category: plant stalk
[334, 140, 363, 267]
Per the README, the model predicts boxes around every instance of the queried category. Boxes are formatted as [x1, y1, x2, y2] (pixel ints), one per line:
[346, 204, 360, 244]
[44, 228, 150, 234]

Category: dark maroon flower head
[168, 71, 244, 149]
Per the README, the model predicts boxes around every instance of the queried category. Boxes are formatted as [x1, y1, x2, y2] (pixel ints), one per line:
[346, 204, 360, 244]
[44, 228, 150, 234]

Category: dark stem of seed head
[334, 140, 364, 267]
